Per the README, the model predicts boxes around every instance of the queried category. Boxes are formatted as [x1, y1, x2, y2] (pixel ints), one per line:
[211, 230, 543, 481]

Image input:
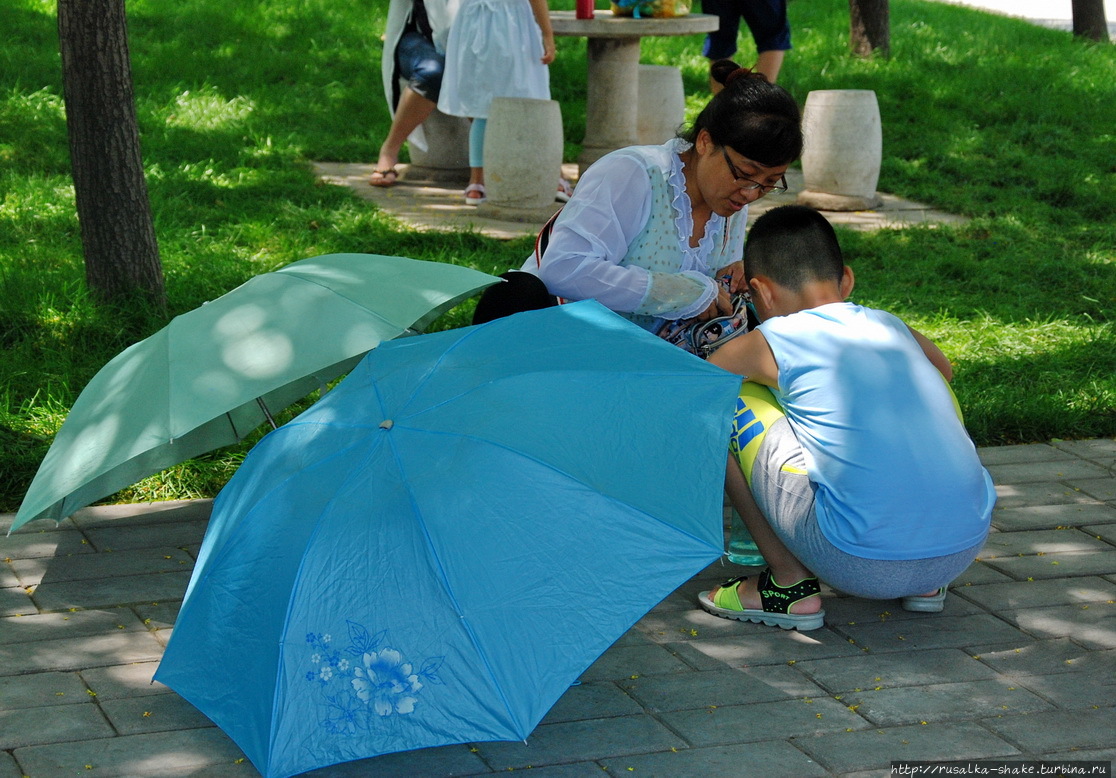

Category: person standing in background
[370, 0, 460, 187]
[701, 0, 790, 85]
[438, 0, 562, 205]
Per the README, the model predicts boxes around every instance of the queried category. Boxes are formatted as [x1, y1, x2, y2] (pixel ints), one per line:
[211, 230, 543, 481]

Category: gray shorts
[751, 418, 985, 599]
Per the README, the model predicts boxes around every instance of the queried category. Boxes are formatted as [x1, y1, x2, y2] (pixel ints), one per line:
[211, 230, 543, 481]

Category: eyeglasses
[721, 147, 788, 195]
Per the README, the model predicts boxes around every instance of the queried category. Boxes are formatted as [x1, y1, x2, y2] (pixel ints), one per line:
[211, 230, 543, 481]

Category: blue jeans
[701, 0, 792, 59]
[395, 30, 445, 102]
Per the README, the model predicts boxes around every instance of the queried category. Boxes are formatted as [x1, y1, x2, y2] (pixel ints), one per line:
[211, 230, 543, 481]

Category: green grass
[1, 0, 1114, 511]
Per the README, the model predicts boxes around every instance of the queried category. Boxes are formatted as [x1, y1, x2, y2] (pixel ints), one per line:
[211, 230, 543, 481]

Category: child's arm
[907, 325, 954, 382]
[708, 330, 780, 387]
[529, 0, 556, 64]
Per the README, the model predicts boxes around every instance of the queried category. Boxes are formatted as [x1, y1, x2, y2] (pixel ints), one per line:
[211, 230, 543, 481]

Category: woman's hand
[696, 283, 734, 321]
[716, 261, 747, 294]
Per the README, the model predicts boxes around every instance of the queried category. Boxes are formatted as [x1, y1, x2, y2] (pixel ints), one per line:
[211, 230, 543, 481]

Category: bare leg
[712, 455, 821, 614]
[375, 86, 437, 172]
[753, 50, 785, 83]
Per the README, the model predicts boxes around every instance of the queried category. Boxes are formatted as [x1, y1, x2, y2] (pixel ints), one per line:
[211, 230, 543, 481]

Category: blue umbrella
[154, 301, 741, 778]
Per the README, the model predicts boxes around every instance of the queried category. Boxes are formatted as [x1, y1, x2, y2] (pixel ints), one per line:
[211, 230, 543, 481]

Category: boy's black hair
[744, 205, 844, 290]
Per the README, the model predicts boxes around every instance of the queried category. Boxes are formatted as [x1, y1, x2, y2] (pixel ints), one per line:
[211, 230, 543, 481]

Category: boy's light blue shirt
[758, 302, 995, 560]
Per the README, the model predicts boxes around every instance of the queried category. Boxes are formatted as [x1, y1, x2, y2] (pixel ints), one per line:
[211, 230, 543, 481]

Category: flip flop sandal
[464, 183, 486, 205]
[699, 569, 825, 631]
[900, 587, 947, 613]
[369, 168, 397, 187]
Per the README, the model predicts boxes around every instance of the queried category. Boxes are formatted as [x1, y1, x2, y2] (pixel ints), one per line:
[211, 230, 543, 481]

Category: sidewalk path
[933, 0, 1116, 35]
[2, 439, 1114, 776]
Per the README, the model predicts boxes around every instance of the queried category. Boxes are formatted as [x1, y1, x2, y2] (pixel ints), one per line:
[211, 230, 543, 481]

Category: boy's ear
[751, 275, 777, 309]
[840, 266, 855, 299]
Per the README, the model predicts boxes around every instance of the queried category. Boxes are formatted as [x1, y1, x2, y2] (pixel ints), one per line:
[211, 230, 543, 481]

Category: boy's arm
[907, 325, 953, 382]
[708, 330, 780, 387]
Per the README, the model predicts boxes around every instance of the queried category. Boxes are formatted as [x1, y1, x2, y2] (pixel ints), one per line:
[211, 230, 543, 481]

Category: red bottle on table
[576, 0, 595, 19]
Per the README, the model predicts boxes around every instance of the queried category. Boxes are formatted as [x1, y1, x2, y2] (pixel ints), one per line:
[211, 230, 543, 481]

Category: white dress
[438, 0, 551, 119]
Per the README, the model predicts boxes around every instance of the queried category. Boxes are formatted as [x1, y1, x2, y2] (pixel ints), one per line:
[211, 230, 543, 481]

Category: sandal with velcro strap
[699, 568, 825, 631]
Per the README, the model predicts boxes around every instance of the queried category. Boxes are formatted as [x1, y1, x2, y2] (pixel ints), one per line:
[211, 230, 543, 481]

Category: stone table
[550, 10, 718, 171]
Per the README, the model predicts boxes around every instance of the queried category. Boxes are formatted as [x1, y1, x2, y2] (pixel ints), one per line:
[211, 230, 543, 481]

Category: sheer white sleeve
[536, 152, 715, 318]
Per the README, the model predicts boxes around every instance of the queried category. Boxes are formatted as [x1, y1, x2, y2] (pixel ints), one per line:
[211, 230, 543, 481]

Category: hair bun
[710, 58, 769, 88]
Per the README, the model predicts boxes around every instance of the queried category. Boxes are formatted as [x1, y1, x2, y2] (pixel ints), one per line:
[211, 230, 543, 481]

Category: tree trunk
[58, 0, 165, 308]
[1072, 0, 1110, 41]
[849, 0, 890, 58]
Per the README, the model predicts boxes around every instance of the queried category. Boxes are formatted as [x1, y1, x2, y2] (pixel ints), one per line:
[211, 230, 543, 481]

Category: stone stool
[797, 89, 883, 211]
[405, 109, 471, 185]
[480, 97, 564, 216]
[636, 65, 685, 146]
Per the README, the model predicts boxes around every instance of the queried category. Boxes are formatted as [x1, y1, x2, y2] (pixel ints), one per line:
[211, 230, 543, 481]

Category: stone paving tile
[951, 561, 1015, 585]
[840, 677, 1053, 725]
[13, 727, 249, 777]
[791, 721, 1021, 773]
[967, 638, 1112, 676]
[9, 544, 194, 586]
[32, 569, 194, 611]
[985, 460, 1111, 485]
[1072, 477, 1116, 502]
[245, 743, 491, 778]
[578, 641, 696, 682]
[82, 519, 210, 552]
[999, 600, 1116, 649]
[617, 665, 825, 712]
[980, 706, 1116, 753]
[1013, 666, 1116, 709]
[133, 600, 182, 631]
[830, 613, 1029, 654]
[0, 670, 89, 711]
[978, 444, 1075, 466]
[660, 697, 866, 747]
[604, 741, 830, 778]
[822, 591, 985, 625]
[982, 549, 1116, 581]
[795, 647, 999, 693]
[0, 608, 147, 648]
[992, 502, 1116, 531]
[0, 528, 93, 560]
[1051, 438, 1116, 468]
[81, 661, 171, 700]
[540, 680, 643, 724]
[0, 584, 35, 616]
[67, 499, 214, 530]
[992, 480, 1109, 510]
[475, 714, 687, 770]
[1086, 523, 1116, 544]
[977, 528, 1111, 558]
[0, 561, 19, 588]
[958, 575, 1116, 611]
[0, 752, 19, 778]
[1, 629, 166, 674]
[100, 693, 216, 735]
[682, 625, 864, 669]
[0, 703, 114, 749]
[1044, 746, 1116, 763]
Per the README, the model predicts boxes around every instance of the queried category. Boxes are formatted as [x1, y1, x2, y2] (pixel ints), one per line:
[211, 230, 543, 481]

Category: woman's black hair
[680, 59, 803, 167]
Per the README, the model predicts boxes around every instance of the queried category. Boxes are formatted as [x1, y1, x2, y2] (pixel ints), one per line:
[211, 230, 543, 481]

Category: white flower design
[319, 666, 333, 682]
[351, 648, 423, 717]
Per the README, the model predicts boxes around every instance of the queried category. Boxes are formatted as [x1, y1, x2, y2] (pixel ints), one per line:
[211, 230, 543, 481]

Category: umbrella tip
[379, 419, 394, 430]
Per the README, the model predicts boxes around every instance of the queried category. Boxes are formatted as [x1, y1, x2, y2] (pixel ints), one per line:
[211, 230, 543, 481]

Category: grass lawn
[1, 0, 1113, 512]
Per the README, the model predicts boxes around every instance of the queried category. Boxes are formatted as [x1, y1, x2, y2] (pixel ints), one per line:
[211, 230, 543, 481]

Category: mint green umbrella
[10, 254, 498, 533]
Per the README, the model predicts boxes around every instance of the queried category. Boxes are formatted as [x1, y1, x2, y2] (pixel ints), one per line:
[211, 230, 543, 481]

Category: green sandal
[699, 569, 825, 631]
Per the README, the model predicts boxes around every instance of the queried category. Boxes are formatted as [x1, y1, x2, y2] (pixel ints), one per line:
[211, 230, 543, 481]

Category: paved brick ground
[2, 439, 1114, 777]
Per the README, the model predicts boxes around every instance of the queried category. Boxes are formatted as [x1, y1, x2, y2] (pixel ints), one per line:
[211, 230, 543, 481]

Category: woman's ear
[695, 128, 713, 155]
[840, 266, 855, 299]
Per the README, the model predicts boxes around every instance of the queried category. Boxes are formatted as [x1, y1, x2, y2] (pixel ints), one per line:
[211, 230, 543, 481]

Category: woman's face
[692, 130, 790, 218]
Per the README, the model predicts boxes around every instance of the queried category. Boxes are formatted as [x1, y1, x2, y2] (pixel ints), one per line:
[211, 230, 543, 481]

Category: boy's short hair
[744, 205, 844, 290]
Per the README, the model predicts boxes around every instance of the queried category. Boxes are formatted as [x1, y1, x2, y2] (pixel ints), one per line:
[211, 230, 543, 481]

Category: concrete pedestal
[797, 89, 883, 211]
[636, 65, 685, 145]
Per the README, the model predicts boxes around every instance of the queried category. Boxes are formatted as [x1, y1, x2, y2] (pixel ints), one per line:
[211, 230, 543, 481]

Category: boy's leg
[712, 454, 821, 615]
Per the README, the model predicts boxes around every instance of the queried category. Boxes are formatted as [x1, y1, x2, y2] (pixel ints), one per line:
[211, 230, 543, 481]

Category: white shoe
[464, 183, 486, 205]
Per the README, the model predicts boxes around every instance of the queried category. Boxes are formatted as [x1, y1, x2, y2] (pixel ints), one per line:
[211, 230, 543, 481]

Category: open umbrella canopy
[10, 254, 498, 533]
[154, 301, 742, 778]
